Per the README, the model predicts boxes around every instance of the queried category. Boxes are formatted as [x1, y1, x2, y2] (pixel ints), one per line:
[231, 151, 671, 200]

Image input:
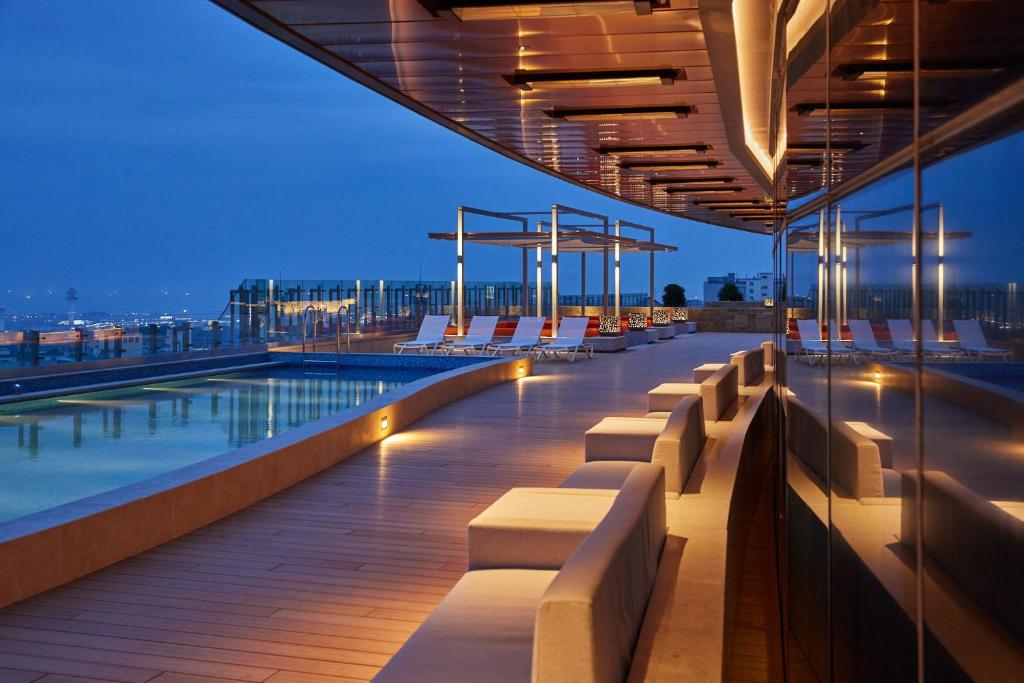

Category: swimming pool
[931, 362, 1024, 394]
[0, 364, 438, 524]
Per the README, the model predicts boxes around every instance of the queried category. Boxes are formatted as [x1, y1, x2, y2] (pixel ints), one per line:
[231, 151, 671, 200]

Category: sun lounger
[952, 319, 1012, 361]
[847, 319, 898, 360]
[796, 320, 859, 365]
[887, 319, 959, 359]
[393, 315, 450, 354]
[534, 316, 593, 362]
[487, 316, 545, 356]
[444, 315, 499, 355]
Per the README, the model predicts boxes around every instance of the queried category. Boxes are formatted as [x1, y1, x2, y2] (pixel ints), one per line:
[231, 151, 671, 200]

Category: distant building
[703, 272, 780, 303]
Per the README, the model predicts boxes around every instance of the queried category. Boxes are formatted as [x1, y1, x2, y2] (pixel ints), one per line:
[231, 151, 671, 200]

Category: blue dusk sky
[2, 2, 1021, 316]
[0, 0, 770, 316]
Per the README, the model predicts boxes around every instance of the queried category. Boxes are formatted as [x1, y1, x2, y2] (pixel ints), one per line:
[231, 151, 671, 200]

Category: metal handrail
[301, 305, 317, 365]
[336, 304, 351, 371]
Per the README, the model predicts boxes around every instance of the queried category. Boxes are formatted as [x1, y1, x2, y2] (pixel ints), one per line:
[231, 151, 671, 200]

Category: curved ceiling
[212, 0, 777, 234]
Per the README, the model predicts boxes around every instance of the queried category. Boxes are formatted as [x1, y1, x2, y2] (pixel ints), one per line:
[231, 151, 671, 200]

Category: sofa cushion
[693, 363, 726, 382]
[374, 568, 558, 683]
[647, 382, 699, 413]
[559, 461, 640, 491]
[786, 396, 885, 499]
[533, 463, 666, 683]
[652, 395, 706, 494]
[729, 347, 765, 386]
[585, 417, 665, 462]
[901, 470, 1024, 645]
[468, 488, 618, 570]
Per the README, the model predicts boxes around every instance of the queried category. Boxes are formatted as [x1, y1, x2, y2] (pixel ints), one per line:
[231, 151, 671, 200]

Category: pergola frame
[454, 206, 529, 335]
[438, 205, 675, 337]
[615, 219, 658, 318]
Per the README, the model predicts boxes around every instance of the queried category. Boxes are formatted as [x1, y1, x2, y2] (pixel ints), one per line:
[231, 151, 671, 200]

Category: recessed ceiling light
[619, 160, 719, 171]
[694, 200, 765, 208]
[793, 101, 935, 117]
[505, 68, 682, 91]
[787, 141, 867, 153]
[423, 0, 670, 21]
[834, 60, 1013, 81]
[648, 176, 735, 186]
[598, 144, 709, 156]
[664, 187, 744, 194]
[546, 105, 694, 121]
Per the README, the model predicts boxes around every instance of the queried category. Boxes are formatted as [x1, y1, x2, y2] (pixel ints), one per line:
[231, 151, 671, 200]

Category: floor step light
[505, 67, 682, 91]
[546, 105, 694, 120]
[422, 0, 670, 21]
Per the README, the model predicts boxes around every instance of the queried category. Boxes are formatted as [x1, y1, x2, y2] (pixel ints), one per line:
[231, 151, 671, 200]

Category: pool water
[935, 362, 1024, 394]
[0, 365, 437, 524]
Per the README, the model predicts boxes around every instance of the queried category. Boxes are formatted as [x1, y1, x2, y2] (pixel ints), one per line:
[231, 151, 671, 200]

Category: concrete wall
[686, 302, 776, 333]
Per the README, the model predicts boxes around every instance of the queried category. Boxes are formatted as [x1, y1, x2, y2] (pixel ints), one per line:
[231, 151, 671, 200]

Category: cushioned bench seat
[468, 488, 617, 570]
[373, 568, 557, 683]
[375, 464, 666, 683]
[649, 363, 738, 420]
[585, 416, 666, 461]
[559, 460, 638, 491]
[729, 347, 765, 386]
[576, 396, 705, 496]
[693, 363, 725, 382]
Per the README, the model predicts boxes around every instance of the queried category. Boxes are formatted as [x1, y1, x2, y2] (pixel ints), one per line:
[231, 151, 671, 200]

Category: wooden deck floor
[0, 333, 769, 683]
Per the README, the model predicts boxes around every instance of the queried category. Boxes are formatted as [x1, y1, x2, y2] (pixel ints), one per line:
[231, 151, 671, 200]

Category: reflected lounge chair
[847, 319, 898, 361]
[534, 316, 594, 363]
[828, 320, 862, 365]
[445, 316, 499, 356]
[487, 316, 545, 356]
[952, 319, 1012, 361]
[887, 319, 958, 359]
[795, 320, 828, 365]
[393, 315, 450, 355]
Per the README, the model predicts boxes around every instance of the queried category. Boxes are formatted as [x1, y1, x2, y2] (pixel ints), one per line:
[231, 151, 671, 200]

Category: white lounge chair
[828, 320, 861, 365]
[534, 317, 594, 363]
[486, 316, 545, 356]
[796, 319, 858, 366]
[921, 320, 964, 360]
[847, 319, 898, 360]
[887, 319, 957, 359]
[444, 316, 499, 356]
[952, 319, 1012, 361]
[393, 315, 450, 355]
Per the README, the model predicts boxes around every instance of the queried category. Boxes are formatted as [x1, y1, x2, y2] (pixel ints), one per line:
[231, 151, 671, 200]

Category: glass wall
[777, 0, 1024, 680]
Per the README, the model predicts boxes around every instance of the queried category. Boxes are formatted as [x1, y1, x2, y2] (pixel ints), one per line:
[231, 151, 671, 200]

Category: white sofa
[573, 395, 706, 496]
[648, 362, 739, 420]
[373, 463, 666, 683]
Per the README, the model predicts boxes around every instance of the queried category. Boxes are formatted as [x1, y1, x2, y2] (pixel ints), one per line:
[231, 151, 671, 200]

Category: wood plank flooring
[0, 333, 769, 682]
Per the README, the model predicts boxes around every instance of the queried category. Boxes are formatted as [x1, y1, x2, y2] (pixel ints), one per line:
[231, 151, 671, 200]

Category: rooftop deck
[0, 333, 769, 683]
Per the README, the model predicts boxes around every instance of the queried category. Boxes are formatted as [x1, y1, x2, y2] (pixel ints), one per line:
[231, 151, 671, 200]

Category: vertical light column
[614, 220, 621, 318]
[551, 205, 559, 338]
[817, 209, 825, 328]
[649, 230, 655, 318]
[536, 221, 543, 317]
[456, 206, 465, 336]
[602, 217, 609, 313]
[449, 280, 455, 317]
[580, 252, 586, 316]
[937, 203, 945, 339]
[834, 207, 842, 330]
[378, 280, 384, 322]
[355, 280, 362, 333]
[842, 243, 849, 325]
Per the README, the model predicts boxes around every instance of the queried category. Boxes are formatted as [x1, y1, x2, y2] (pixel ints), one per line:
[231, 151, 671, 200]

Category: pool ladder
[301, 304, 352, 370]
[301, 305, 319, 367]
